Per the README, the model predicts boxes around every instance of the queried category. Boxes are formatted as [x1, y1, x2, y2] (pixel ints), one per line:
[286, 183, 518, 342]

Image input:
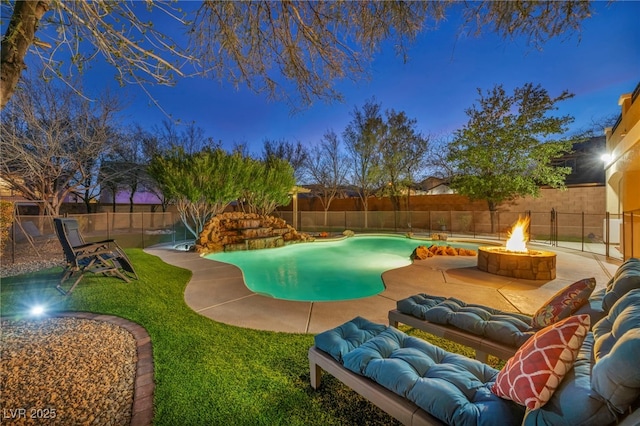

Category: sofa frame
[310, 342, 640, 426]
[388, 308, 518, 362]
[308, 346, 443, 426]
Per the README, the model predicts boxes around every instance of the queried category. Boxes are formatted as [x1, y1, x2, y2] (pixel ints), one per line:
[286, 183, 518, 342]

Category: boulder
[413, 244, 477, 259]
[196, 212, 313, 254]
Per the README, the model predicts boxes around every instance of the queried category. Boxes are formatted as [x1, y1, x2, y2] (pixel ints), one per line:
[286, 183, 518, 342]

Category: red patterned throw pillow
[531, 278, 596, 328]
[491, 314, 590, 410]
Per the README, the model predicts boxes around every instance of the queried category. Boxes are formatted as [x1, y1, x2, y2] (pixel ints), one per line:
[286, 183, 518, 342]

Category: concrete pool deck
[145, 242, 622, 334]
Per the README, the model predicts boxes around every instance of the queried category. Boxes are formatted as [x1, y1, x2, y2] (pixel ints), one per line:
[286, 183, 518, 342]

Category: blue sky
[45, 1, 640, 155]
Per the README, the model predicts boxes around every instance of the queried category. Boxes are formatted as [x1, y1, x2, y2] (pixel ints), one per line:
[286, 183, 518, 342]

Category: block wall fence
[50, 185, 605, 216]
[282, 186, 606, 215]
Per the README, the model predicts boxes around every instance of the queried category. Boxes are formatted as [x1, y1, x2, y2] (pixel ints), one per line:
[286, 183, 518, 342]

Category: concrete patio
[145, 241, 622, 334]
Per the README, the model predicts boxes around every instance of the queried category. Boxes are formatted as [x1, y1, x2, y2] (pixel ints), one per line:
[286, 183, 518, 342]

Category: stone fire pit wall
[477, 247, 556, 280]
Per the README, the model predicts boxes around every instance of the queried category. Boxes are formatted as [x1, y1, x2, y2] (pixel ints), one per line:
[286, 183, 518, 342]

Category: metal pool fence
[1, 209, 630, 265]
[276, 209, 625, 260]
[2, 211, 192, 266]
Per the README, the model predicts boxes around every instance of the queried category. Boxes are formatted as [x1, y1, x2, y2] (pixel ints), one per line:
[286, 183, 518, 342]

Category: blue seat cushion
[342, 326, 524, 426]
[602, 258, 640, 311]
[397, 294, 535, 347]
[591, 288, 640, 413]
[314, 316, 387, 362]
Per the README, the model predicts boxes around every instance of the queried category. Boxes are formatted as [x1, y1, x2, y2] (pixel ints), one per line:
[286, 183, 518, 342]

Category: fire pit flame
[505, 216, 530, 253]
[477, 215, 556, 280]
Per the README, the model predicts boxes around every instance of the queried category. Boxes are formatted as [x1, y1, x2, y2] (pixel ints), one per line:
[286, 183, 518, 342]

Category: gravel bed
[1, 317, 137, 425]
[0, 259, 65, 278]
[1, 239, 65, 278]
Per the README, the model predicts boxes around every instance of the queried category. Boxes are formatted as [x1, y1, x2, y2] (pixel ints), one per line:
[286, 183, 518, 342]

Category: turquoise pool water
[205, 235, 480, 302]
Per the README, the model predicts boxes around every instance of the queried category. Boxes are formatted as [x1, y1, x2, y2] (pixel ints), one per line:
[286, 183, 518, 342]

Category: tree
[100, 125, 156, 214]
[447, 83, 575, 230]
[0, 71, 120, 217]
[572, 113, 620, 139]
[1, 1, 593, 109]
[305, 130, 349, 226]
[147, 146, 245, 238]
[378, 109, 429, 214]
[99, 160, 128, 213]
[241, 157, 295, 216]
[261, 139, 308, 183]
[343, 99, 384, 228]
[143, 121, 218, 213]
[70, 139, 104, 214]
[424, 136, 456, 181]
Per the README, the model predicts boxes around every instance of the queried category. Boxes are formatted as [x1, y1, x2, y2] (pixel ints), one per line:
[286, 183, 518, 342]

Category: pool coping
[145, 238, 621, 334]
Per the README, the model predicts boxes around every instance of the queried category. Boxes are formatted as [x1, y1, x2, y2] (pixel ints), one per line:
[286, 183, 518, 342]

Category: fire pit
[477, 217, 556, 280]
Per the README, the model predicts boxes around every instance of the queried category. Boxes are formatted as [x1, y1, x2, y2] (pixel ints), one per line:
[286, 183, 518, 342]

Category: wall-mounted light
[600, 153, 613, 166]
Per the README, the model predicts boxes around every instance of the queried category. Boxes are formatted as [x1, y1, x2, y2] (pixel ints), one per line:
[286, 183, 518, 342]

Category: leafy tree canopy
[147, 146, 245, 237]
[148, 146, 294, 237]
[241, 156, 295, 216]
[447, 83, 576, 212]
[378, 108, 429, 211]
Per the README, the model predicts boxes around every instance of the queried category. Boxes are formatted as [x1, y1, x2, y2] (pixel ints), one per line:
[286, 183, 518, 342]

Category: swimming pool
[205, 235, 480, 302]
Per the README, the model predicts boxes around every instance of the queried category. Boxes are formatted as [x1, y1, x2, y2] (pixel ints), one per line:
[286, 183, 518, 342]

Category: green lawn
[1, 250, 500, 425]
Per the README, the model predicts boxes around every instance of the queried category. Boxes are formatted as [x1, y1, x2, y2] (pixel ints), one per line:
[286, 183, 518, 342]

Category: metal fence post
[409, 210, 413, 233]
[11, 212, 16, 264]
[605, 211, 610, 258]
[581, 212, 585, 252]
[550, 208, 556, 247]
[473, 210, 476, 238]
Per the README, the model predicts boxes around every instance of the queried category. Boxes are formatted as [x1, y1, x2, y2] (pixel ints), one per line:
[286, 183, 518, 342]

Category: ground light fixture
[17, 289, 64, 318]
[29, 304, 46, 317]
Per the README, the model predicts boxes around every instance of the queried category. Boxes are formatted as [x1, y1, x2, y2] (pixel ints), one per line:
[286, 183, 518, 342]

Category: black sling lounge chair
[53, 218, 138, 295]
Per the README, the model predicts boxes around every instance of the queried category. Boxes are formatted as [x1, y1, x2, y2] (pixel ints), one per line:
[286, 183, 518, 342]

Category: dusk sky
[37, 2, 640, 155]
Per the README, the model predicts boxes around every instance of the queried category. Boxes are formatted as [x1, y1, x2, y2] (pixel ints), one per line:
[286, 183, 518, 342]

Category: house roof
[552, 136, 606, 186]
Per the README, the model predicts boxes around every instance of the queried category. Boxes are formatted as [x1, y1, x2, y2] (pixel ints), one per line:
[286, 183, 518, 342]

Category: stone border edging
[52, 312, 154, 426]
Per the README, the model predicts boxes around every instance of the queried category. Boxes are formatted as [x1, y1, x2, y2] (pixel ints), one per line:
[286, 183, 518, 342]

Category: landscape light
[30, 304, 45, 316]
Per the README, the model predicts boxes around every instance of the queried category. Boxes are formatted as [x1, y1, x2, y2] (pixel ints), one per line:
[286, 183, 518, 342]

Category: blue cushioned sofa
[388, 258, 640, 362]
[310, 267, 640, 425]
